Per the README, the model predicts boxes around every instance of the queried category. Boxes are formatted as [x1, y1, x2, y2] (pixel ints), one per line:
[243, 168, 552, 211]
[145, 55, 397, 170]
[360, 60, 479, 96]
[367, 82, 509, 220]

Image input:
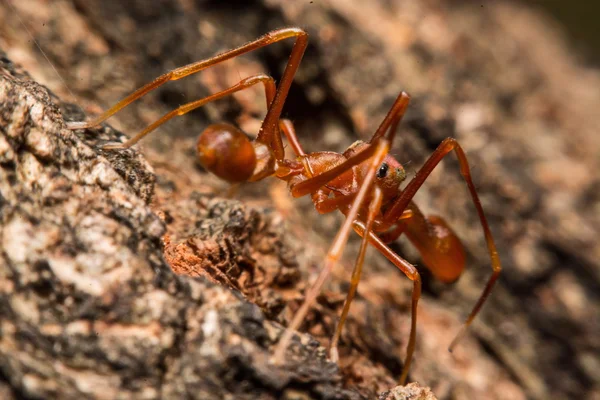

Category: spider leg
[279, 119, 305, 157]
[352, 221, 421, 385]
[382, 138, 502, 351]
[102, 74, 275, 149]
[329, 186, 384, 363]
[67, 28, 305, 126]
[68, 28, 308, 161]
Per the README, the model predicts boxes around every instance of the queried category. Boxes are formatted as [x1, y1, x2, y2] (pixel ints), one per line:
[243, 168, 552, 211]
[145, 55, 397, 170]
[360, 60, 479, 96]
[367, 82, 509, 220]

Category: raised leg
[353, 221, 421, 385]
[102, 74, 276, 149]
[68, 28, 308, 161]
[369, 91, 411, 144]
[279, 119, 306, 157]
[290, 92, 411, 198]
[278, 118, 319, 184]
[329, 186, 384, 363]
[382, 138, 502, 351]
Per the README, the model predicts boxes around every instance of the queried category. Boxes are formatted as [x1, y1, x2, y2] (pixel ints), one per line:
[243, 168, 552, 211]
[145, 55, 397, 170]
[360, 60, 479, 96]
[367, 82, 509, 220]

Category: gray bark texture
[1, 1, 599, 399]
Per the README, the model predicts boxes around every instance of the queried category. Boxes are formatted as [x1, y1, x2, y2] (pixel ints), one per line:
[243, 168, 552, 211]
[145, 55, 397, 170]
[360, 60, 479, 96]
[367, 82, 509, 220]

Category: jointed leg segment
[329, 186, 384, 363]
[103, 74, 276, 150]
[383, 137, 502, 351]
[353, 221, 422, 385]
[279, 119, 306, 157]
[69, 28, 308, 161]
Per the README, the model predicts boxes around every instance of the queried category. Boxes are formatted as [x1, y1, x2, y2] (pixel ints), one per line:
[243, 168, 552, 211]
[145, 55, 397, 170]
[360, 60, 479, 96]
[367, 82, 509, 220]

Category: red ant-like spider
[67, 28, 501, 384]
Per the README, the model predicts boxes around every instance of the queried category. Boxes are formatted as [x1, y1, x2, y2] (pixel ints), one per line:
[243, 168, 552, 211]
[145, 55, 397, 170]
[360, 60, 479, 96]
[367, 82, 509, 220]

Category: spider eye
[377, 162, 389, 178]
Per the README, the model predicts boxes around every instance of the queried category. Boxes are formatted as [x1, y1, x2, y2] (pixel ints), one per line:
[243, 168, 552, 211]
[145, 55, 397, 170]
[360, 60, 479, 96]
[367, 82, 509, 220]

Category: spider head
[343, 140, 406, 200]
[375, 155, 406, 199]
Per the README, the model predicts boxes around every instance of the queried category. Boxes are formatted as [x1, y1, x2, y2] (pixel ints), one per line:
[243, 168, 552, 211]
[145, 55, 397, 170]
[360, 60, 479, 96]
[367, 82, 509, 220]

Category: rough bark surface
[1, 1, 599, 399]
[0, 56, 374, 400]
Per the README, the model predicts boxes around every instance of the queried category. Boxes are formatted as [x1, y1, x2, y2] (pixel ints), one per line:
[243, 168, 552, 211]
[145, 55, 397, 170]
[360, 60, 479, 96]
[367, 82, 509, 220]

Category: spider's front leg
[66, 27, 308, 140]
[272, 92, 415, 378]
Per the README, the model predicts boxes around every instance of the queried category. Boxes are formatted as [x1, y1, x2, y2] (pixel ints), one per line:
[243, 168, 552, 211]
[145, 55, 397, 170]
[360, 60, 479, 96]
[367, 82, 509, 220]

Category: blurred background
[525, 0, 600, 65]
[1, 1, 599, 399]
